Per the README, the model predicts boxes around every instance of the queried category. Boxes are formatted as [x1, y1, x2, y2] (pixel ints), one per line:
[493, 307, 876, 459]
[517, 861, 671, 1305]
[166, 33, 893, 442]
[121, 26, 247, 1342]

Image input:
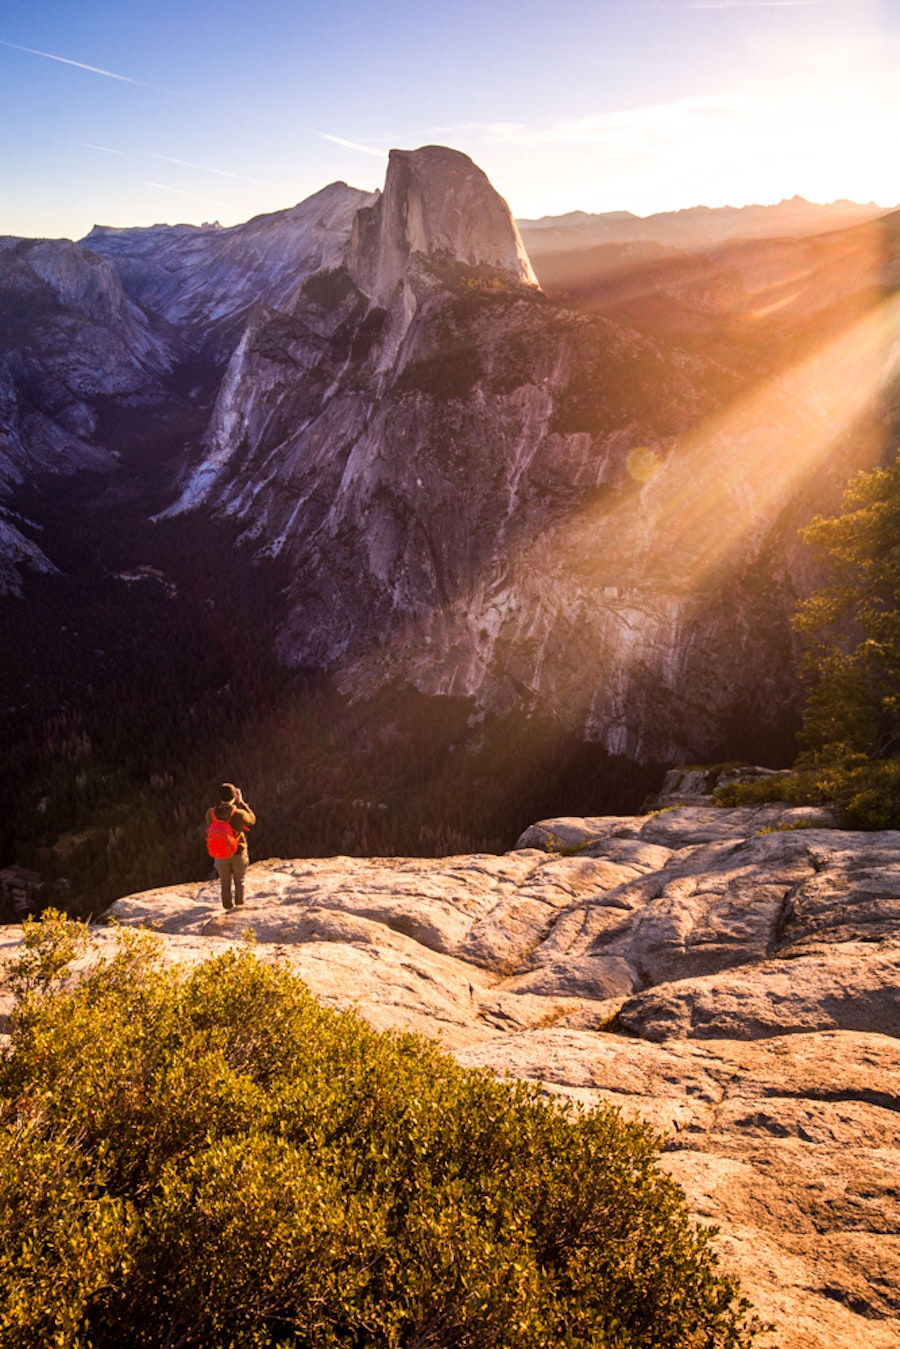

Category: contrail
[0, 39, 141, 83]
[320, 132, 387, 159]
[146, 182, 238, 211]
[148, 153, 284, 190]
[70, 141, 123, 155]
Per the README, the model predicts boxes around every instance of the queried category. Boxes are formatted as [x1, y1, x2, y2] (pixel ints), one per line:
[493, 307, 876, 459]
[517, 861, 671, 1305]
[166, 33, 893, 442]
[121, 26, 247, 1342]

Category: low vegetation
[0, 912, 761, 1348]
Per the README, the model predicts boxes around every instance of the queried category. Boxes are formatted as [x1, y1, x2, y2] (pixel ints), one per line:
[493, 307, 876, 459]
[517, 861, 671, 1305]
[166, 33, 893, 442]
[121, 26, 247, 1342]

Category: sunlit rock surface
[46, 804, 895, 1348]
[348, 145, 537, 309]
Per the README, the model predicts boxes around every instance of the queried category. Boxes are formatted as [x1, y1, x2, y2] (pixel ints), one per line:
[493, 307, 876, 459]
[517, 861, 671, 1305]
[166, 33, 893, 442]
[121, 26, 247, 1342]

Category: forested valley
[1, 393, 666, 919]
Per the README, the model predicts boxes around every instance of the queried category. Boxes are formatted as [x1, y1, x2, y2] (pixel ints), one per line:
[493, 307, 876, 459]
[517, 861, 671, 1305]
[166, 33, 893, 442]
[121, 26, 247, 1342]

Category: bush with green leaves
[713, 752, 900, 829]
[0, 912, 761, 1348]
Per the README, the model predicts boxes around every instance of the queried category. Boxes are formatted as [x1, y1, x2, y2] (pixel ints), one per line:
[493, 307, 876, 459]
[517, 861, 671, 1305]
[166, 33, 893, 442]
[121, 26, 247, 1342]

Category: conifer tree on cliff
[720, 450, 900, 827]
[794, 449, 900, 764]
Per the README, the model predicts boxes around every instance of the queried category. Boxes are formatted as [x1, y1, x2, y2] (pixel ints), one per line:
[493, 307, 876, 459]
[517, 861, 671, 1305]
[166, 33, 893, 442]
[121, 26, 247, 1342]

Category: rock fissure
[769, 884, 801, 955]
[760, 1087, 900, 1113]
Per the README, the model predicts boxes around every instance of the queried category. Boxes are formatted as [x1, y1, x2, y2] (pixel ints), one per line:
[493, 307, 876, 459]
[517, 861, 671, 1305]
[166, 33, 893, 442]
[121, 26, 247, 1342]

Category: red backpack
[206, 813, 240, 859]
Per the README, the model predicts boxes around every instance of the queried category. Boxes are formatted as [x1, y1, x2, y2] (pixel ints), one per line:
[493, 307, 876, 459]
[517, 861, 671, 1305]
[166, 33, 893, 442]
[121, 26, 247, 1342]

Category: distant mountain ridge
[517, 194, 893, 253]
[82, 182, 377, 360]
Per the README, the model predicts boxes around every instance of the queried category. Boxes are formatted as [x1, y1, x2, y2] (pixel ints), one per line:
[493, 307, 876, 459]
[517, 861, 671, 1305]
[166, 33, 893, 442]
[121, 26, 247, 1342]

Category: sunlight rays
[631, 288, 900, 591]
[414, 253, 900, 753]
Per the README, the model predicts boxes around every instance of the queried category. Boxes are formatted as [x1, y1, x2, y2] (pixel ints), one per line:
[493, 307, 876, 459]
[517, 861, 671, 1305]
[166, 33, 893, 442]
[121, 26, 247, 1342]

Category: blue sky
[2, 0, 897, 240]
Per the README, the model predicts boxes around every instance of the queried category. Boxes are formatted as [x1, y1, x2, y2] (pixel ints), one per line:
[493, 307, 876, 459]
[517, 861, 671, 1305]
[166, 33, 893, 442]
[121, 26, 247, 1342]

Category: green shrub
[755, 820, 818, 834]
[0, 914, 761, 1348]
[713, 753, 900, 830]
[823, 755, 900, 830]
[713, 773, 810, 809]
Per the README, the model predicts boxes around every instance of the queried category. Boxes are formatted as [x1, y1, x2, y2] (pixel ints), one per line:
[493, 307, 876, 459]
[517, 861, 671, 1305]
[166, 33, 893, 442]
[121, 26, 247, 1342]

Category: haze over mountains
[517, 193, 891, 253]
[2, 146, 899, 904]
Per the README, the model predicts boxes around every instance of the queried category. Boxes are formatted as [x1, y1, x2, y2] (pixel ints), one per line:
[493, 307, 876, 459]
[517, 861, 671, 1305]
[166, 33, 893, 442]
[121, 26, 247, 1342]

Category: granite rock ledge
[4, 803, 898, 1348]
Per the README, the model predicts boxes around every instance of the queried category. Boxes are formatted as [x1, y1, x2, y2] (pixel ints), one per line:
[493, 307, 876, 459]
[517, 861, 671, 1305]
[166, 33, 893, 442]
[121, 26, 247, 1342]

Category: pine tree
[758, 447, 900, 829]
[794, 449, 900, 761]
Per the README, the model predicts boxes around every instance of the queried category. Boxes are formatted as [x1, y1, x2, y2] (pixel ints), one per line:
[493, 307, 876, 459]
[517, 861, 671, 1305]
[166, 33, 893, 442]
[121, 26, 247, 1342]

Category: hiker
[205, 783, 256, 910]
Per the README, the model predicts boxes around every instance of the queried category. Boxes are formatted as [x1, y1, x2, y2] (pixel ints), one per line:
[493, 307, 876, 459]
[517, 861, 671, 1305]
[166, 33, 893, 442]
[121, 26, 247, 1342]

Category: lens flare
[626, 447, 660, 483]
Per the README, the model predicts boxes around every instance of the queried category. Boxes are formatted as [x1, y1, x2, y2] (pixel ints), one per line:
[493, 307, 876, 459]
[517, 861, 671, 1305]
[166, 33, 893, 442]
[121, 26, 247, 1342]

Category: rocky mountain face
[83, 181, 376, 360]
[8, 801, 890, 1348]
[0, 183, 374, 596]
[4, 144, 898, 784]
[347, 145, 537, 308]
[157, 146, 897, 764]
[0, 235, 175, 592]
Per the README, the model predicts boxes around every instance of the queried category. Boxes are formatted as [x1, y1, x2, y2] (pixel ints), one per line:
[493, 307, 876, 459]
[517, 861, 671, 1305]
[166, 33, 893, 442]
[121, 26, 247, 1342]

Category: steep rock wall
[160, 149, 890, 764]
[349, 146, 537, 309]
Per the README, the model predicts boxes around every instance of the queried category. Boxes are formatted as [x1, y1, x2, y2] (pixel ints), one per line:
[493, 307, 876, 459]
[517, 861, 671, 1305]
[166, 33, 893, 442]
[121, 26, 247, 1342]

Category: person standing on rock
[205, 783, 256, 910]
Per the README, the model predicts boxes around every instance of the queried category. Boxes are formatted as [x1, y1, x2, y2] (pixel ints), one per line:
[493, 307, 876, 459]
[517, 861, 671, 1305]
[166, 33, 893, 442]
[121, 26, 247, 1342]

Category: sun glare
[626, 447, 661, 483]
[634, 293, 900, 593]
[451, 242, 900, 744]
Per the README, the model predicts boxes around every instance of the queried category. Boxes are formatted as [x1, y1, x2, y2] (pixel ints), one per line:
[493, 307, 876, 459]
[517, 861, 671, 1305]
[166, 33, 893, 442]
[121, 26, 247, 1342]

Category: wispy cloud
[462, 93, 780, 153]
[146, 182, 239, 211]
[319, 132, 388, 159]
[70, 140, 122, 155]
[147, 152, 284, 190]
[0, 39, 141, 83]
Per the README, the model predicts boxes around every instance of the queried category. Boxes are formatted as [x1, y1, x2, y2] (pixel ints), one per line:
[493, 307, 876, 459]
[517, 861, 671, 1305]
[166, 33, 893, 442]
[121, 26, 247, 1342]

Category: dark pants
[215, 853, 248, 909]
